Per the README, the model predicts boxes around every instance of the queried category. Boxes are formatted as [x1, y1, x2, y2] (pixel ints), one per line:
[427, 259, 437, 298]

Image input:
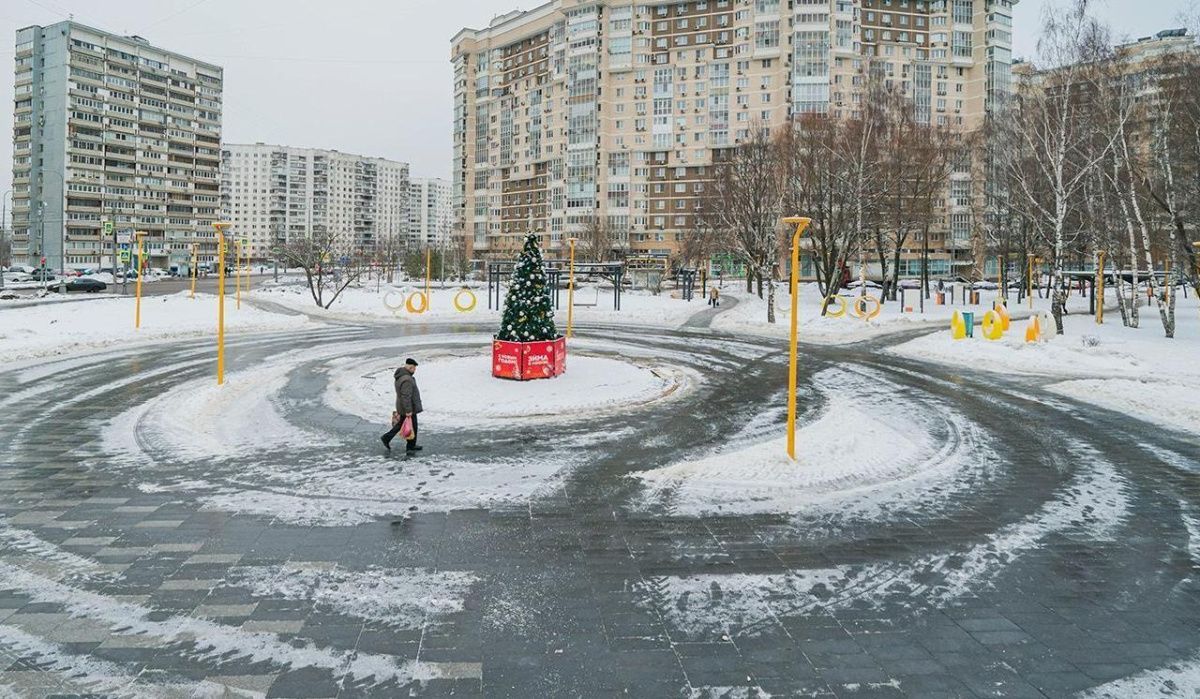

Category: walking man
[708, 285, 720, 307]
[381, 358, 423, 452]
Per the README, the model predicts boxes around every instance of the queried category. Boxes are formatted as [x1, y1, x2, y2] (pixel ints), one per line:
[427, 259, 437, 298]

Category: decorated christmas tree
[497, 233, 559, 342]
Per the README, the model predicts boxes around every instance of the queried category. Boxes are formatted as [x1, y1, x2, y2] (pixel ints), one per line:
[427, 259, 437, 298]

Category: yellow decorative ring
[453, 289, 477, 312]
[852, 294, 882, 320]
[981, 310, 1004, 340]
[824, 295, 847, 318]
[406, 291, 429, 314]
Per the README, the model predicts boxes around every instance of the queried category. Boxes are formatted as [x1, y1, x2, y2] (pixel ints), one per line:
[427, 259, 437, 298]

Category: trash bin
[936, 291, 945, 305]
[962, 311, 975, 338]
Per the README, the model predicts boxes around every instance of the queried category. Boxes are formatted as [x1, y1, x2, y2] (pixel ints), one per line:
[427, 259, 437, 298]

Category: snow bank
[709, 282, 1021, 344]
[0, 291, 313, 361]
[634, 366, 998, 518]
[890, 295, 1200, 431]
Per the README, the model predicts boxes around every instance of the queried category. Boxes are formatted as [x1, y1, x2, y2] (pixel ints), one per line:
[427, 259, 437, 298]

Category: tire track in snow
[646, 448, 1130, 638]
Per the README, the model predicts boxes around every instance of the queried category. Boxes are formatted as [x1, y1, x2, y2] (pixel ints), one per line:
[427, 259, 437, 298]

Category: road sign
[103, 221, 114, 235]
[119, 243, 130, 251]
[117, 231, 132, 244]
[119, 250, 131, 263]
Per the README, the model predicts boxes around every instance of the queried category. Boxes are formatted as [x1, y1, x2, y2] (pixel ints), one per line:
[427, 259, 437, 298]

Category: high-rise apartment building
[408, 177, 454, 248]
[12, 21, 223, 272]
[452, 0, 1016, 273]
[220, 144, 410, 261]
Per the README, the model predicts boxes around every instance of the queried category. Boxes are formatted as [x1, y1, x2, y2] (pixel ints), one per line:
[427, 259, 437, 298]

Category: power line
[140, 0, 211, 33]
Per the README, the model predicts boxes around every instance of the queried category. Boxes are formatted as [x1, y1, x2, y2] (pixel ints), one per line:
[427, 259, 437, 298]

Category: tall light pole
[0, 189, 11, 290]
[214, 222, 231, 385]
[38, 201, 47, 291]
[567, 237, 577, 339]
[782, 216, 812, 462]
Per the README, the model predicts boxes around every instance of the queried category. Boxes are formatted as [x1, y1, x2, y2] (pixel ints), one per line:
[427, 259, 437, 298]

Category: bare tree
[782, 115, 859, 312]
[709, 124, 787, 322]
[1004, 0, 1114, 335]
[577, 216, 628, 264]
[278, 229, 370, 309]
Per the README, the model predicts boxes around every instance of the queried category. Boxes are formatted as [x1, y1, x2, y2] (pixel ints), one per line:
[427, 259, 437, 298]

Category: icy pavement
[0, 315, 1197, 697]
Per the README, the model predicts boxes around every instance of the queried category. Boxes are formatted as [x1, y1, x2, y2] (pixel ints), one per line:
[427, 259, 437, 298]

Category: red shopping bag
[398, 415, 415, 440]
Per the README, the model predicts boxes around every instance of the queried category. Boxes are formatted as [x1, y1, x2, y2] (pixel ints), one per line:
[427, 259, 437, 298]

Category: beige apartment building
[11, 21, 222, 273]
[452, 0, 1017, 277]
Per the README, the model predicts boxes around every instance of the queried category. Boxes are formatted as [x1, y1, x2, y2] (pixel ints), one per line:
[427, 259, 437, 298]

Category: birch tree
[1005, 0, 1112, 334]
[709, 124, 787, 322]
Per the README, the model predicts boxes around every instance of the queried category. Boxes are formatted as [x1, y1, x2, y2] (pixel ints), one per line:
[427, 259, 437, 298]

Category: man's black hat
[405, 358, 419, 367]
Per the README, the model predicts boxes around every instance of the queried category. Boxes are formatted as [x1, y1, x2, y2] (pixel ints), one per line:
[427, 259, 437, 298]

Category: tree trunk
[766, 265, 777, 324]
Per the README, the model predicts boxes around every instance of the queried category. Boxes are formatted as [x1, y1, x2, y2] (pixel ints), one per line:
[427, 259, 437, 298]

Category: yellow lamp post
[1096, 250, 1105, 325]
[782, 216, 812, 462]
[134, 231, 146, 329]
[189, 243, 198, 299]
[213, 222, 231, 385]
[567, 237, 578, 339]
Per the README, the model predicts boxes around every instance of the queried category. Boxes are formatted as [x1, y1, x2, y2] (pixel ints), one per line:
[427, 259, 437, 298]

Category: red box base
[492, 336, 566, 380]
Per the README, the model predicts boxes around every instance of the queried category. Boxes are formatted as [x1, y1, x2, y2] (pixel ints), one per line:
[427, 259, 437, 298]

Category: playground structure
[487, 260, 626, 312]
[948, 300, 1047, 343]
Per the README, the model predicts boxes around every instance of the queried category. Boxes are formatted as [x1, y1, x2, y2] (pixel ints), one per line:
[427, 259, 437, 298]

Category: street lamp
[213, 222, 231, 385]
[782, 216, 812, 462]
[1026, 254, 1041, 310]
[37, 201, 46, 291]
[567, 237, 578, 339]
[0, 189, 12, 290]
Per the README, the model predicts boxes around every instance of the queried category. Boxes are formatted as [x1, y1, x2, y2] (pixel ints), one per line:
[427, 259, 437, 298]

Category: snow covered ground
[252, 279, 705, 329]
[324, 345, 693, 428]
[711, 281, 1040, 344]
[890, 294, 1200, 432]
[0, 291, 314, 361]
[635, 365, 1000, 519]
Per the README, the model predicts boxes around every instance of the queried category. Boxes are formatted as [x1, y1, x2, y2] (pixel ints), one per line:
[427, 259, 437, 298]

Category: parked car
[971, 280, 999, 290]
[29, 269, 59, 282]
[66, 277, 107, 293]
[897, 279, 923, 290]
[2, 272, 33, 284]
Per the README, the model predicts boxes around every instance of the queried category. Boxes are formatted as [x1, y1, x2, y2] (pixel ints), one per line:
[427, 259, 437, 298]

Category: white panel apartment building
[407, 177, 454, 248]
[452, 0, 1017, 275]
[12, 21, 223, 271]
[220, 144, 410, 260]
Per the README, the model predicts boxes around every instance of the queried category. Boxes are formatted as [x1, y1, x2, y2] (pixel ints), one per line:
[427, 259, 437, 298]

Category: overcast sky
[0, 0, 1194, 204]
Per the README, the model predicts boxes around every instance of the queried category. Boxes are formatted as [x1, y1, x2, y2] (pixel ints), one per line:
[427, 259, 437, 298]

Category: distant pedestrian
[381, 358, 423, 452]
[708, 286, 720, 307]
